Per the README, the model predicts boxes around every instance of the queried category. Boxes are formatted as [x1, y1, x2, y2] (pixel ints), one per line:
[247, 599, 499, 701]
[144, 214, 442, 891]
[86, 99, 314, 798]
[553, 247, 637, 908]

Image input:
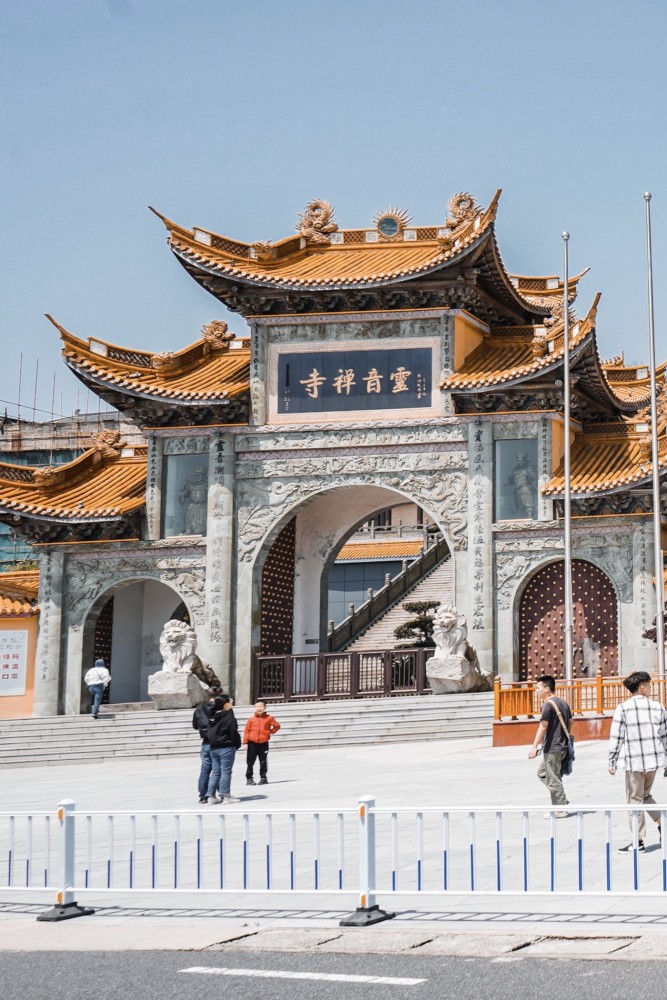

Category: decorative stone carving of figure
[179, 466, 208, 535]
[506, 450, 537, 519]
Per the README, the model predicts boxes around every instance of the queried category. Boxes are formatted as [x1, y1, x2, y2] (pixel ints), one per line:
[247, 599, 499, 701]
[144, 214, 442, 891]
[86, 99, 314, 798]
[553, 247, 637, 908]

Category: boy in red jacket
[243, 700, 281, 785]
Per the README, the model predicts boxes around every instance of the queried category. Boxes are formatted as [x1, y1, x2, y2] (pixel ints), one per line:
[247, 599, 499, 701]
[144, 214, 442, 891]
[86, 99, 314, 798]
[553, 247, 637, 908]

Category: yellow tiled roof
[52, 319, 250, 403]
[544, 427, 667, 496]
[442, 298, 598, 391]
[0, 570, 39, 602]
[0, 449, 147, 519]
[0, 596, 37, 617]
[155, 196, 523, 291]
[337, 540, 423, 560]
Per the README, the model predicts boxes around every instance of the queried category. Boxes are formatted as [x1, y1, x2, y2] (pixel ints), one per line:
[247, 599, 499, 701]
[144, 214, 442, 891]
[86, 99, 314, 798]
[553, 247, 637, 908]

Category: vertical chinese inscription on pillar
[639, 519, 649, 635]
[538, 418, 551, 519]
[207, 432, 227, 646]
[40, 552, 52, 682]
[471, 421, 486, 632]
[146, 436, 161, 538]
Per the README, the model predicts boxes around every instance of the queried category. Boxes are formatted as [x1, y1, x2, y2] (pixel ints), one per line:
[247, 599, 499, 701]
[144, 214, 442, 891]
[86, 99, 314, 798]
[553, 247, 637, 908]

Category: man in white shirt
[83, 658, 111, 719]
[608, 670, 667, 852]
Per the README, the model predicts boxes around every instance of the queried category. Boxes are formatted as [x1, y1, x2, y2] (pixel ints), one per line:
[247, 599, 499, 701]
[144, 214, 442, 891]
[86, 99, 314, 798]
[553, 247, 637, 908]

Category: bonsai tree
[394, 600, 441, 648]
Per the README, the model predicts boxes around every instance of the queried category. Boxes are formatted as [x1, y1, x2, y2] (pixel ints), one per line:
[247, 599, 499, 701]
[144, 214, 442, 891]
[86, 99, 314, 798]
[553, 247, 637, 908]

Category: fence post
[340, 796, 394, 926]
[37, 800, 94, 922]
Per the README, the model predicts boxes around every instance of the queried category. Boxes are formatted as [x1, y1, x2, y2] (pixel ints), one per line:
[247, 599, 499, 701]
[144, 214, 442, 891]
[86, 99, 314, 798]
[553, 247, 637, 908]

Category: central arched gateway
[518, 559, 619, 680]
[256, 483, 456, 659]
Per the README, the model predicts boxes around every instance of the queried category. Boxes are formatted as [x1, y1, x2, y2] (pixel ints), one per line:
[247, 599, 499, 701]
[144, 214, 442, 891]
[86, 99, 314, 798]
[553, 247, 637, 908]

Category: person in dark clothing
[205, 694, 242, 804]
[528, 674, 573, 817]
[192, 686, 222, 804]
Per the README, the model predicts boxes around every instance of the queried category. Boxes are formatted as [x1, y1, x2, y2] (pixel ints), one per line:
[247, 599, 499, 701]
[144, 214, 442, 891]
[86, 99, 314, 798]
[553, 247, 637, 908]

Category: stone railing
[328, 535, 450, 653]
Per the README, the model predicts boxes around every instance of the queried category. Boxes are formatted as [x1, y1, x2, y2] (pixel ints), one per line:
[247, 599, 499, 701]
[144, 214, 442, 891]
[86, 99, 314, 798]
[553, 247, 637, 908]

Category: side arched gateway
[518, 559, 618, 680]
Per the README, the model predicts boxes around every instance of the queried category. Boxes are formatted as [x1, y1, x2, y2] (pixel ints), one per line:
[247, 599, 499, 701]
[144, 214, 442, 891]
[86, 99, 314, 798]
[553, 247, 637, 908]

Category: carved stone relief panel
[63, 548, 208, 628]
[163, 436, 210, 455]
[236, 419, 466, 453]
[236, 470, 469, 565]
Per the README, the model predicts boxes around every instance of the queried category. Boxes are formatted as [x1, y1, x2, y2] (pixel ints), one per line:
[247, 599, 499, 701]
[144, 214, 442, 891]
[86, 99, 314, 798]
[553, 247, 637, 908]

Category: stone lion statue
[158, 619, 220, 688]
[432, 605, 478, 661]
[427, 604, 493, 694]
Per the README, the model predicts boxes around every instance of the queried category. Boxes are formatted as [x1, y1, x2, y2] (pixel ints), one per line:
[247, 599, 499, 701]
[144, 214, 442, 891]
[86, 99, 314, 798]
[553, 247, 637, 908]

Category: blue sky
[1, 0, 666, 418]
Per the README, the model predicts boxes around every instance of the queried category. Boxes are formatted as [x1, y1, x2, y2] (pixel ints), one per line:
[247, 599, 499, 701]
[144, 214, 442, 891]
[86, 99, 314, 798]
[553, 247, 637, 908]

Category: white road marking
[180, 966, 426, 985]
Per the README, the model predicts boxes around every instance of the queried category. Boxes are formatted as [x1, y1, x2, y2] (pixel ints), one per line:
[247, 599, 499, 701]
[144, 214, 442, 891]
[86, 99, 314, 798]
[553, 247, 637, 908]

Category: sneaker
[198, 796, 208, 804]
[554, 811, 572, 819]
[224, 795, 241, 803]
[618, 840, 645, 852]
[259, 778, 268, 785]
[246, 778, 256, 785]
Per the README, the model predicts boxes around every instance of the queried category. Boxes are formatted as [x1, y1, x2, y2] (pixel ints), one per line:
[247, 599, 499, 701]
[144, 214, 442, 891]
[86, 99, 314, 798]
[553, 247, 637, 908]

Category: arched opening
[82, 579, 190, 706]
[258, 484, 450, 659]
[518, 559, 619, 680]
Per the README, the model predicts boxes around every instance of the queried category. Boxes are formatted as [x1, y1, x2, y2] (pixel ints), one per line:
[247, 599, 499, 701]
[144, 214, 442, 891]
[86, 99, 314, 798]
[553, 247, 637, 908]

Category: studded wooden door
[518, 559, 618, 680]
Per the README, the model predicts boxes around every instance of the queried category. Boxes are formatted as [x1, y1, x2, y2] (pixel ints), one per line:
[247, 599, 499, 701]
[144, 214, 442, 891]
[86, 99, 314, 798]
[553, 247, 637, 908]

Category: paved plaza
[4, 729, 667, 958]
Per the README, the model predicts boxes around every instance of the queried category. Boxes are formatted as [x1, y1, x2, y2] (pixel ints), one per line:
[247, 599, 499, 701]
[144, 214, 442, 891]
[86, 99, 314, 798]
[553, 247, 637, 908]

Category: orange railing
[494, 676, 667, 721]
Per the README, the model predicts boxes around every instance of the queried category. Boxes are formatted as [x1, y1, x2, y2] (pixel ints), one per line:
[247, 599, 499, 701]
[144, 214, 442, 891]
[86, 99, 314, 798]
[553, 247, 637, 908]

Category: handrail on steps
[328, 534, 451, 652]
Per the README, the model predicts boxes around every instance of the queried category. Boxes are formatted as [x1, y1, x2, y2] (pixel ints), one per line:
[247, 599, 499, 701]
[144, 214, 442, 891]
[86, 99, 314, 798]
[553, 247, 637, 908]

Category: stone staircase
[344, 558, 455, 652]
[0, 693, 493, 767]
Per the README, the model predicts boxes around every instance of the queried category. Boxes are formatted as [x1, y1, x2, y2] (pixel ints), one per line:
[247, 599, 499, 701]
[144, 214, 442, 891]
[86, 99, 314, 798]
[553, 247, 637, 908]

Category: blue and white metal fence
[2, 798, 667, 914]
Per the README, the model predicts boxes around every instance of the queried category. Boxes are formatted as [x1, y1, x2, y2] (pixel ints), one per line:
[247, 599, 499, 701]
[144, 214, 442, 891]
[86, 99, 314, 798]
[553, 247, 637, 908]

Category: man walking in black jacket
[192, 686, 221, 804]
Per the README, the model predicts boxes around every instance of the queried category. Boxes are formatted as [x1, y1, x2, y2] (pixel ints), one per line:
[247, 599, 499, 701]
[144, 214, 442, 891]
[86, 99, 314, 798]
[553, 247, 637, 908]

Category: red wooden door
[518, 559, 618, 681]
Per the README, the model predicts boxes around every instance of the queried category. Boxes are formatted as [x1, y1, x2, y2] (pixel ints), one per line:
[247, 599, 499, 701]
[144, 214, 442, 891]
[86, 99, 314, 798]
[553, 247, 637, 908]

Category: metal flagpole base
[339, 904, 395, 927]
[37, 902, 96, 922]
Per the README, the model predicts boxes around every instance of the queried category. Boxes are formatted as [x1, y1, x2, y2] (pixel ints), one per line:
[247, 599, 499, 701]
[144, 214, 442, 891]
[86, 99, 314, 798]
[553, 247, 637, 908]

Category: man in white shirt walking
[83, 658, 111, 719]
[608, 670, 667, 852]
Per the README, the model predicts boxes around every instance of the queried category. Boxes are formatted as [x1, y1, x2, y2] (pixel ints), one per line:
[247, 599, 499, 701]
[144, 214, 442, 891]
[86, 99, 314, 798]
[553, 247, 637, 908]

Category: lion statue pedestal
[426, 605, 493, 695]
[147, 619, 210, 711]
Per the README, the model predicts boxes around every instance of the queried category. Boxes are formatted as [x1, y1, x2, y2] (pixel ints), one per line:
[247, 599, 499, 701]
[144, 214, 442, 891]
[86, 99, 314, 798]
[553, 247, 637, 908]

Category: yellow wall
[0, 614, 38, 720]
[453, 312, 487, 370]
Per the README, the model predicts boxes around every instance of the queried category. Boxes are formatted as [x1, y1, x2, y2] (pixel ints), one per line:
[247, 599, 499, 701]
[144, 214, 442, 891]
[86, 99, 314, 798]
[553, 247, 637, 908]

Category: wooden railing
[253, 648, 432, 702]
[328, 535, 450, 653]
[494, 676, 667, 721]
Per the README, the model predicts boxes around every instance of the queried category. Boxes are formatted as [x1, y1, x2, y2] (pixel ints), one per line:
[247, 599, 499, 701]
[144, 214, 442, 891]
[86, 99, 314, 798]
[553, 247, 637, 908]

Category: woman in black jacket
[205, 695, 241, 804]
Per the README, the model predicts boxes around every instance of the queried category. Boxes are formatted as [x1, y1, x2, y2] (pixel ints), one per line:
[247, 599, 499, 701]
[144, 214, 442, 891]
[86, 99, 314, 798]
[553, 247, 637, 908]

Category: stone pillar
[439, 312, 455, 417]
[234, 557, 255, 705]
[201, 431, 235, 692]
[63, 623, 85, 716]
[32, 548, 65, 716]
[631, 516, 657, 674]
[466, 419, 494, 674]
[145, 435, 162, 540]
[249, 320, 267, 427]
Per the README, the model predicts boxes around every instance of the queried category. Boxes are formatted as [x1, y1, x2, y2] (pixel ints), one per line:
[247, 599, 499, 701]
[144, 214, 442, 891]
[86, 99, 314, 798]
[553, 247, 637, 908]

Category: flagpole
[562, 232, 574, 682]
[644, 193, 665, 677]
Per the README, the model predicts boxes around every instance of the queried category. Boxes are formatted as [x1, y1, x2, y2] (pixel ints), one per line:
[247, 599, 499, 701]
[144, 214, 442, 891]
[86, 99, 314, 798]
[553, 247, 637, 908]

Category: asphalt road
[3, 949, 667, 1000]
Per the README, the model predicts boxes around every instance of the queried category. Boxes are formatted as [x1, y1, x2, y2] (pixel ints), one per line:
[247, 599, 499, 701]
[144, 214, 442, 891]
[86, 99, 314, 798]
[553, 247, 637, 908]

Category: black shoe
[198, 796, 207, 803]
[618, 840, 645, 853]
[246, 778, 256, 786]
[259, 777, 268, 785]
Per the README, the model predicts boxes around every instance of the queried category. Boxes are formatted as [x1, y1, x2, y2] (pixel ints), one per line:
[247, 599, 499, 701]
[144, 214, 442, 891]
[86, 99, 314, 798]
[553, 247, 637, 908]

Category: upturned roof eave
[62, 357, 246, 406]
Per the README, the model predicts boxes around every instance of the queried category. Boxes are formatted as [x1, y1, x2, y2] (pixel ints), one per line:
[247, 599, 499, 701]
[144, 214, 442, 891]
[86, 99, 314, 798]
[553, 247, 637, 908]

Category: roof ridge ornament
[296, 199, 338, 245]
[201, 320, 235, 347]
[89, 429, 127, 459]
[437, 192, 481, 250]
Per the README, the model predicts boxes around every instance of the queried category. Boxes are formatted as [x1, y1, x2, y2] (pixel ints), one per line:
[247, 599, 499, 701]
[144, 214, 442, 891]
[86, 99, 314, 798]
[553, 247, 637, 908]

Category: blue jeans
[88, 684, 104, 717]
[198, 744, 212, 797]
[207, 747, 236, 798]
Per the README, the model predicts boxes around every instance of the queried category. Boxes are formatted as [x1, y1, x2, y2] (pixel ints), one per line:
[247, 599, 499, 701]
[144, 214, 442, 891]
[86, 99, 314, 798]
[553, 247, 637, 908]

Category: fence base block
[339, 904, 395, 927]
[37, 902, 96, 923]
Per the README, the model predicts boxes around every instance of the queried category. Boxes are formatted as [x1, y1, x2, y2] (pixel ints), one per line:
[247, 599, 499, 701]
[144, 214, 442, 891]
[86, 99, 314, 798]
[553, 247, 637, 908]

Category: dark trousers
[246, 741, 269, 779]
